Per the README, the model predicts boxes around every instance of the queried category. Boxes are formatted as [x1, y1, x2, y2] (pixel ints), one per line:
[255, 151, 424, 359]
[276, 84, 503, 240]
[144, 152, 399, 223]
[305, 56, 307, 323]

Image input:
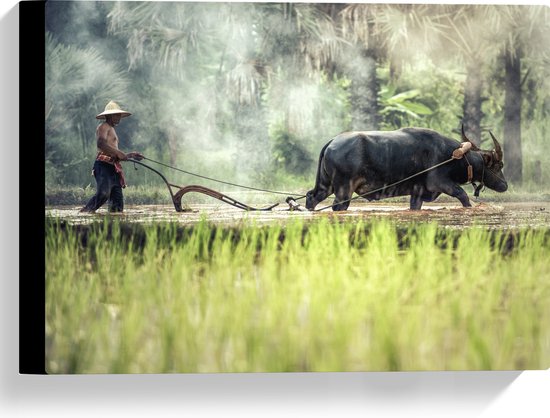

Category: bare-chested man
[80, 101, 144, 213]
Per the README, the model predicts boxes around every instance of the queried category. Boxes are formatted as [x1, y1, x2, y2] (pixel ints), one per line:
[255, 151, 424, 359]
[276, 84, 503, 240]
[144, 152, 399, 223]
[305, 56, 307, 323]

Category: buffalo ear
[482, 152, 493, 166]
[461, 124, 480, 151]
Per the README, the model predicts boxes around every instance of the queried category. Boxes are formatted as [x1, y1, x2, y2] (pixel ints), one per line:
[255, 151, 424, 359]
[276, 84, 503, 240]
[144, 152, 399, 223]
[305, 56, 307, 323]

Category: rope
[136, 156, 306, 199]
[135, 147, 488, 212]
[315, 157, 456, 212]
[471, 153, 486, 197]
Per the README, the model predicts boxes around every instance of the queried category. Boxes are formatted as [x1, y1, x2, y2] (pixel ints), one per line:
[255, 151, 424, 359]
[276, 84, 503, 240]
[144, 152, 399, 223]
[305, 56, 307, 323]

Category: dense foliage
[45, 2, 550, 191]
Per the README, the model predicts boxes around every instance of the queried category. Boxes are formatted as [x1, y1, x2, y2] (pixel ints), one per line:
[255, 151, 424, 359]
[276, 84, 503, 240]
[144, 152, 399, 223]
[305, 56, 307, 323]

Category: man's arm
[97, 137, 128, 160]
[126, 152, 145, 161]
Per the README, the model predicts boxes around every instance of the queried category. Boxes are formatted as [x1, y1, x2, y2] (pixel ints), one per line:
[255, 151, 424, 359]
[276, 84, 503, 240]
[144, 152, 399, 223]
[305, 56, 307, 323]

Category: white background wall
[2, 1, 549, 417]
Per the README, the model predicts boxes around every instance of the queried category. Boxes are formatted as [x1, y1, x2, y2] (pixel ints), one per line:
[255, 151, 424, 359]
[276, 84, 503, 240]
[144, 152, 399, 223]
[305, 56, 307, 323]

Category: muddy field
[45, 200, 550, 373]
[46, 200, 550, 230]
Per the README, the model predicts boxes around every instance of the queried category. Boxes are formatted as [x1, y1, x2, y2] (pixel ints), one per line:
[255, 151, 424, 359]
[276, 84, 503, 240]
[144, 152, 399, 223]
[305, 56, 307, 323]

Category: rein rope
[467, 152, 507, 198]
[464, 153, 483, 197]
[134, 143, 498, 212]
[466, 153, 485, 197]
[137, 156, 306, 199]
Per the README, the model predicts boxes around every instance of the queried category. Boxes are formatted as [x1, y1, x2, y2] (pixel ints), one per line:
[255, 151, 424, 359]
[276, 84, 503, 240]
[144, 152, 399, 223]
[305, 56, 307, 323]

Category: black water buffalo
[305, 127, 508, 211]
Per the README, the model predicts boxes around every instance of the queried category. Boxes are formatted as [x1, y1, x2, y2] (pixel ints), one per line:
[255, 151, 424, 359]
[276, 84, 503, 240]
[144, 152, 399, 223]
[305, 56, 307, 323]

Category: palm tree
[482, 5, 550, 184]
[107, 2, 233, 167]
[45, 32, 130, 185]
[372, 4, 499, 145]
[255, 2, 342, 127]
[435, 5, 497, 145]
[223, 3, 344, 174]
[339, 4, 449, 131]
[339, 4, 385, 130]
[106, 2, 343, 177]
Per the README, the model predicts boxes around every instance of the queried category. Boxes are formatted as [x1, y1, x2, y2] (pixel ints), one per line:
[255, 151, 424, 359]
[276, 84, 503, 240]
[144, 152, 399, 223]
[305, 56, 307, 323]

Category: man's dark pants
[81, 161, 124, 212]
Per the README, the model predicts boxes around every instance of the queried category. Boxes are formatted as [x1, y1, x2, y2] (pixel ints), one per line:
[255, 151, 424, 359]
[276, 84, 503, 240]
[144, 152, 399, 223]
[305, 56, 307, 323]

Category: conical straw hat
[96, 100, 132, 119]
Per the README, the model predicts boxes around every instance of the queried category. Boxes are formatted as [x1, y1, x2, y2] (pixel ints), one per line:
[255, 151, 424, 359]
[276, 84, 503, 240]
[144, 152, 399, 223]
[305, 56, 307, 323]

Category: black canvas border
[19, 0, 46, 374]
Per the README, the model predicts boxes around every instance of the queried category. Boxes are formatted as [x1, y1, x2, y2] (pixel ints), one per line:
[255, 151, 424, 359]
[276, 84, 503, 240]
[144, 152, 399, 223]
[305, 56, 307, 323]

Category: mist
[45, 1, 550, 192]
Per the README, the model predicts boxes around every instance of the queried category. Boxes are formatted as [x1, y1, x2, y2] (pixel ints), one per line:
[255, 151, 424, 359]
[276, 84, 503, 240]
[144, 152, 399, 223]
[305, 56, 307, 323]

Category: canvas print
[43, 1, 550, 373]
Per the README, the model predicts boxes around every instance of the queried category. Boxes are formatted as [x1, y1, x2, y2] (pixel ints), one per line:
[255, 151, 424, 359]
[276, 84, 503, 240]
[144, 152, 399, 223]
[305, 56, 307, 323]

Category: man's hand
[127, 152, 145, 161]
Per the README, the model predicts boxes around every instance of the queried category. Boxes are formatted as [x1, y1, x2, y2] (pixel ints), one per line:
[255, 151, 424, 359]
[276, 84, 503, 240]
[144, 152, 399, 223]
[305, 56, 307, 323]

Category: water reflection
[45, 202, 550, 230]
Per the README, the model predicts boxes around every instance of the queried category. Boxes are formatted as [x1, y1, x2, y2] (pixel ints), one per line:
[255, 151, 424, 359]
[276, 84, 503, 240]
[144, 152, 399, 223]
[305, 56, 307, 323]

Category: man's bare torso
[96, 122, 125, 160]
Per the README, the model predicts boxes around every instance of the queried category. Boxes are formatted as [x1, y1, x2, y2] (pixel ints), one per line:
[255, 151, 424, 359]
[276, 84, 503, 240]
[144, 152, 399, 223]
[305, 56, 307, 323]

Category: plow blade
[173, 185, 279, 212]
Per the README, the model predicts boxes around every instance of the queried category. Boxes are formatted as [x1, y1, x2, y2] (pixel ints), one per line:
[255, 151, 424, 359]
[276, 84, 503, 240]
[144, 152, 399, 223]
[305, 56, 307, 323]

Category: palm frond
[340, 4, 379, 48]
[46, 32, 130, 140]
[226, 61, 264, 106]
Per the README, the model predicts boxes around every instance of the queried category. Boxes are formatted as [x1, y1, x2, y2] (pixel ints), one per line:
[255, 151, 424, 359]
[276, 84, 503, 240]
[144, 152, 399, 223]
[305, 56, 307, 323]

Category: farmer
[80, 100, 144, 213]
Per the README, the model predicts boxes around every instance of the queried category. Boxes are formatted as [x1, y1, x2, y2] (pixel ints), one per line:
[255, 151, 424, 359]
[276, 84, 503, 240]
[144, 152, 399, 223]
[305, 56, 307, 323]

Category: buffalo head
[305, 189, 318, 210]
[461, 126, 507, 192]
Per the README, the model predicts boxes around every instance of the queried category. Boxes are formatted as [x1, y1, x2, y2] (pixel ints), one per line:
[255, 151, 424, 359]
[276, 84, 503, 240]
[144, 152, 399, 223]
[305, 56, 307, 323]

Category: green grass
[45, 182, 550, 207]
[45, 184, 304, 206]
[45, 217, 550, 373]
[45, 184, 181, 206]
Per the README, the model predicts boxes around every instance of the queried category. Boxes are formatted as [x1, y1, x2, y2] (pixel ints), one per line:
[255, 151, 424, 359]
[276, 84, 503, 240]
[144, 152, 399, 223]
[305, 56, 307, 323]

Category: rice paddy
[45, 215, 550, 373]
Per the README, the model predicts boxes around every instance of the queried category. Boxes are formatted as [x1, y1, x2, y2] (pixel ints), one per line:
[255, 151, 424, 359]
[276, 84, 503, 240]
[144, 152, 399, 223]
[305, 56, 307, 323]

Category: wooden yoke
[452, 141, 472, 159]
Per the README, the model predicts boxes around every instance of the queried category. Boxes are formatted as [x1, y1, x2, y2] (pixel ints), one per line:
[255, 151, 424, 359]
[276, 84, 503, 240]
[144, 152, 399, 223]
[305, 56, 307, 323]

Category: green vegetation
[44, 183, 550, 207]
[45, 3, 550, 190]
[45, 218, 550, 373]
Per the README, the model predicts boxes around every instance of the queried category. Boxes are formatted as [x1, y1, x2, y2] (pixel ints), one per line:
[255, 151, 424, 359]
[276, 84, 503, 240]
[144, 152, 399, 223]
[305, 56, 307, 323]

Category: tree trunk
[462, 64, 484, 146]
[348, 48, 380, 130]
[503, 48, 523, 185]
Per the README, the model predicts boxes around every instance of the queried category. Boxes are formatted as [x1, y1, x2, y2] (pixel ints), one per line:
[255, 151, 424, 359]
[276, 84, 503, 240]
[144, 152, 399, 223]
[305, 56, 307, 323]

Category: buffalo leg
[306, 184, 333, 210]
[409, 194, 423, 210]
[422, 191, 441, 203]
[314, 186, 333, 206]
[331, 178, 352, 211]
[409, 184, 424, 210]
[438, 183, 472, 207]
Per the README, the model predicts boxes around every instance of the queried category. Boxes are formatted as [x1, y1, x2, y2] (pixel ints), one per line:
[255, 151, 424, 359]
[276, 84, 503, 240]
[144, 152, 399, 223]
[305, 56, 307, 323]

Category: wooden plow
[129, 159, 282, 212]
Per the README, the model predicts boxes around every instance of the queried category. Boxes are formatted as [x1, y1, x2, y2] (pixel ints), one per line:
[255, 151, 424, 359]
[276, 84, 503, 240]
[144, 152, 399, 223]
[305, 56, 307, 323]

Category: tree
[340, 4, 384, 130]
[483, 5, 550, 184]
[106, 2, 342, 178]
[340, 4, 449, 131]
[255, 3, 343, 130]
[107, 2, 231, 173]
[435, 5, 496, 145]
[45, 32, 130, 186]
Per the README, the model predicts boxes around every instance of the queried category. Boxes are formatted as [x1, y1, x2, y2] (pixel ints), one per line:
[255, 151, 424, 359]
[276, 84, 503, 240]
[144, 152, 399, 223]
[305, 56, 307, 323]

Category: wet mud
[46, 200, 550, 230]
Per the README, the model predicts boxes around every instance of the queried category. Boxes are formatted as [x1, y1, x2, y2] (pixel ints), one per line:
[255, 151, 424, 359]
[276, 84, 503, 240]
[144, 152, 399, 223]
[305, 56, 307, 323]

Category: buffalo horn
[489, 131, 503, 161]
[461, 124, 480, 150]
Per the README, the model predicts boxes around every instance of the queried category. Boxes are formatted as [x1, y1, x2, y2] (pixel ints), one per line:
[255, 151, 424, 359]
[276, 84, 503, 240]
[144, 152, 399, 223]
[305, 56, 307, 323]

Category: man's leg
[80, 162, 111, 212]
[108, 184, 124, 212]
